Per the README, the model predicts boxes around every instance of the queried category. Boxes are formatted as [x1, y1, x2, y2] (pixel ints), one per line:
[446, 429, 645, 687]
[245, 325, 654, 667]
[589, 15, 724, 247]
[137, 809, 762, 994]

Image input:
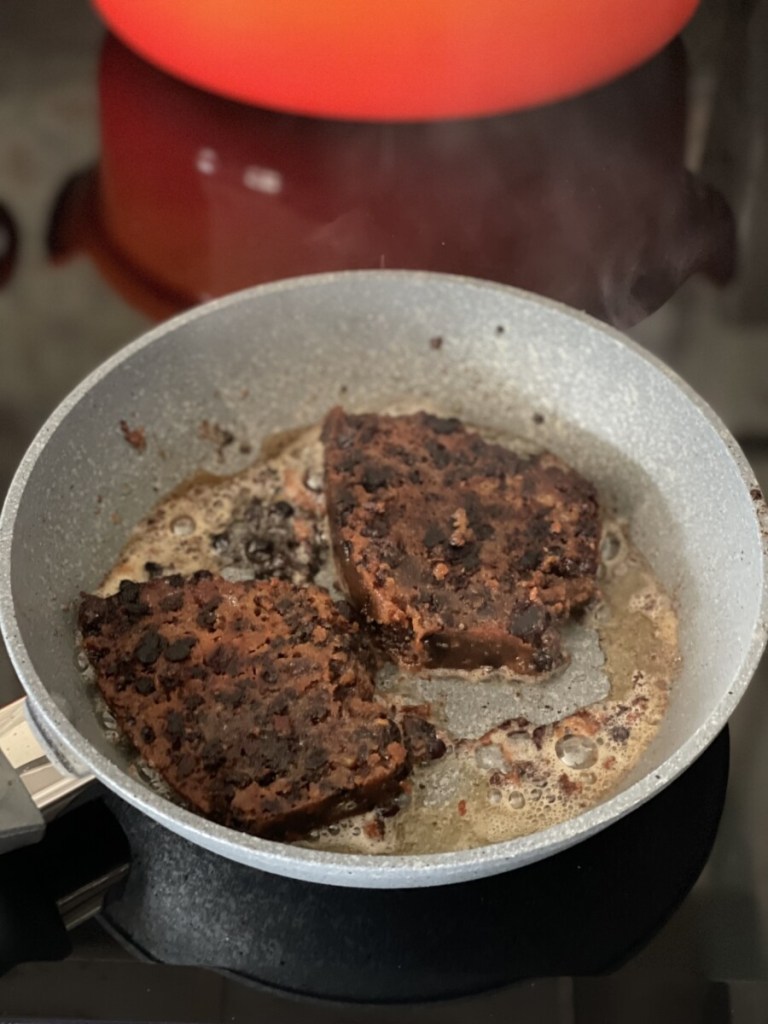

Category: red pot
[48, 36, 733, 326]
[91, 0, 699, 120]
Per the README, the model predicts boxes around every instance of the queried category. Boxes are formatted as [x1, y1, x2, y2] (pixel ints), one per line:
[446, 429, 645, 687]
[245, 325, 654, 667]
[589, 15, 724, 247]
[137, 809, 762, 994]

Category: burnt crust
[79, 574, 415, 839]
[322, 408, 600, 673]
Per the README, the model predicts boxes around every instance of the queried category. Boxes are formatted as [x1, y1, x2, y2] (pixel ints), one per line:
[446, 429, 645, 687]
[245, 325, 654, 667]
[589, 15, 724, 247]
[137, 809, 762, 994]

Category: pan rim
[2, 268, 767, 887]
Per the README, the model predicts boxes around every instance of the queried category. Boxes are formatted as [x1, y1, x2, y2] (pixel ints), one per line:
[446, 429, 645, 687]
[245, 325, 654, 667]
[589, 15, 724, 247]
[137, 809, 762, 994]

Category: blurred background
[2, 0, 768, 1013]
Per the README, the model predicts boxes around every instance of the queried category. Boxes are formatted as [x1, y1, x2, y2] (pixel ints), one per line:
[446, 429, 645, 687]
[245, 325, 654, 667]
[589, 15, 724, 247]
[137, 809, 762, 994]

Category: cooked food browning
[322, 408, 600, 673]
[78, 573, 423, 839]
[77, 406, 672, 854]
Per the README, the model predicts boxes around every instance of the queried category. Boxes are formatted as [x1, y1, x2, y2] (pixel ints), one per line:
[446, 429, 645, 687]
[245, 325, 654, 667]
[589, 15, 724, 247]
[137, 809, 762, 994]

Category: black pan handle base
[0, 800, 130, 975]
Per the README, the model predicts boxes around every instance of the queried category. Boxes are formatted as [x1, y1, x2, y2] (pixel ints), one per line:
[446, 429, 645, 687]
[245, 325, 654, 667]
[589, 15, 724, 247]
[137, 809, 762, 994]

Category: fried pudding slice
[79, 573, 421, 839]
[323, 408, 600, 673]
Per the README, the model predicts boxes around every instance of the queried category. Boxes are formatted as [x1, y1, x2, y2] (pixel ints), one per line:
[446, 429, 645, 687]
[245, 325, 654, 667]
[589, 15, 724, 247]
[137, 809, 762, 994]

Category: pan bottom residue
[87, 418, 680, 855]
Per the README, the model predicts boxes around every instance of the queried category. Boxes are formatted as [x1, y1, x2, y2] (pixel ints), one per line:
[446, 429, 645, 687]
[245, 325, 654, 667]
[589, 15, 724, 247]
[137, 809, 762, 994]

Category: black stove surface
[0, 729, 729, 1015]
[101, 728, 729, 1002]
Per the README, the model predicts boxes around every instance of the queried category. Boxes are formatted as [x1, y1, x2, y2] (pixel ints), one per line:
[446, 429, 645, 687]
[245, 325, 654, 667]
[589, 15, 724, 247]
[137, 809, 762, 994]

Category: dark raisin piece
[518, 550, 540, 571]
[78, 596, 106, 636]
[201, 740, 225, 771]
[164, 637, 197, 662]
[117, 580, 140, 605]
[361, 464, 391, 493]
[165, 711, 185, 741]
[509, 604, 547, 641]
[425, 414, 461, 435]
[423, 523, 446, 549]
[176, 754, 196, 779]
[134, 630, 163, 666]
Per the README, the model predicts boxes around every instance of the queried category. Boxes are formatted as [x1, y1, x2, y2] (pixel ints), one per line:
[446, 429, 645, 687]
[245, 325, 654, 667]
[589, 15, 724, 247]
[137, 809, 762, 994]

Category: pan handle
[0, 698, 96, 854]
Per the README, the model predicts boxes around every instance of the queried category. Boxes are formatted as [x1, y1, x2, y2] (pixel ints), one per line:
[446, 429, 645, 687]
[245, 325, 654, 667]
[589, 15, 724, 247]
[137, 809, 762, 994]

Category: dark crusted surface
[399, 709, 448, 764]
[322, 408, 600, 673]
[78, 573, 412, 839]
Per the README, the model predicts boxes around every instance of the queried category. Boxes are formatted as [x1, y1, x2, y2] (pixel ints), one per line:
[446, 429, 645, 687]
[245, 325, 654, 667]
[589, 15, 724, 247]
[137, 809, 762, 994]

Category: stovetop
[3, 0, 768, 1017]
[0, 727, 739, 1016]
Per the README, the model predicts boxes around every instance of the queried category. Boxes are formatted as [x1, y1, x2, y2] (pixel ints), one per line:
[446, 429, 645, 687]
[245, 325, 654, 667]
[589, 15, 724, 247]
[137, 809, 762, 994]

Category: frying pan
[0, 270, 766, 889]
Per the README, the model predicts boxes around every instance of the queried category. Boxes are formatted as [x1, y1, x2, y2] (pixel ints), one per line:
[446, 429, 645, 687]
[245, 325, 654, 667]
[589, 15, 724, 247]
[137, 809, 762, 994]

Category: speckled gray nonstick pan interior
[2, 270, 767, 888]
